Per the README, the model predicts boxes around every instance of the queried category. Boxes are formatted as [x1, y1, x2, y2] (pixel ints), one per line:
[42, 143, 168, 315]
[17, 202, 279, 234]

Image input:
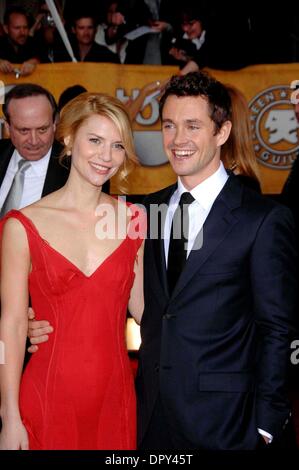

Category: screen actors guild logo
[249, 86, 299, 169]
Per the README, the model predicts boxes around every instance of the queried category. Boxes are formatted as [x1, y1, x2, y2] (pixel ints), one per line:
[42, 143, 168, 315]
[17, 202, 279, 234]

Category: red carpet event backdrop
[1, 62, 299, 194]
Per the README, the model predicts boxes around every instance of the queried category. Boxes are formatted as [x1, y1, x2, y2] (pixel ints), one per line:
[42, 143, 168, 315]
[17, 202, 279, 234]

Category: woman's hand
[0, 420, 29, 450]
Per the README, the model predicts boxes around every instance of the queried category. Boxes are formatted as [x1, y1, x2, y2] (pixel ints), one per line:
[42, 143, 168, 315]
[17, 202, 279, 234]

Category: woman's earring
[66, 149, 71, 156]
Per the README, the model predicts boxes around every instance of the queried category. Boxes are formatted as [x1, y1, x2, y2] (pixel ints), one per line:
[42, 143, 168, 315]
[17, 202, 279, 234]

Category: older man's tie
[0, 159, 31, 217]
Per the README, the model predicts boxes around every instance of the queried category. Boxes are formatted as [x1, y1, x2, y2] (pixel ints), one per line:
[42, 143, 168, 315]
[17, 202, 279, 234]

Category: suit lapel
[171, 175, 243, 300]
[42, 141, 69, 196]
[0, 141, 14, 187]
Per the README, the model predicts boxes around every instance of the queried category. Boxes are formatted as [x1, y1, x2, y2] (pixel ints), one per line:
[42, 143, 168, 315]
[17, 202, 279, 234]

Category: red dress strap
[0, 210, 44, 269]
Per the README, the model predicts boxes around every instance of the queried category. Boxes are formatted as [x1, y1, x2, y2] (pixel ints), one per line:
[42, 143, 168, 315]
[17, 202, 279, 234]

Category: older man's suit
[136, 173, 297, 450]
[0, 139, 69, 196]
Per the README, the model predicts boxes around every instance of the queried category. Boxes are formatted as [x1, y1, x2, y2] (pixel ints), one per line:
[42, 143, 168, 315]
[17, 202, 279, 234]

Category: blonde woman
[0, 93, 145, 450]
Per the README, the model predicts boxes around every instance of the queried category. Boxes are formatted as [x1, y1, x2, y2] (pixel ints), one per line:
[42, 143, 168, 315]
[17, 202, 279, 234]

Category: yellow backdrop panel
[1, 62, 299, 194]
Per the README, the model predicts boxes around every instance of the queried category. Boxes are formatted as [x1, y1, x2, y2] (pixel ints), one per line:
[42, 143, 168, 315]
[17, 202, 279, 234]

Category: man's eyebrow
[185, 119, 203, 125]
[162, 118, 203, 124]
[15, 124, 50, 130]
[16, 127, 30, 131]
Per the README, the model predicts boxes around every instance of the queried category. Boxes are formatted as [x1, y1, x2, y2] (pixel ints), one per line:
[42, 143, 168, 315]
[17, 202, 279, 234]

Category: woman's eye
[113, 143, 125, 150]
[89, 138, 101, 144]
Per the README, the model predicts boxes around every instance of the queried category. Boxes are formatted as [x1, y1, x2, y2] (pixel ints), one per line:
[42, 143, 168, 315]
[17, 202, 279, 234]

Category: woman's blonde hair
[56, 92, 138, 193]
[221, 85, 260, 183]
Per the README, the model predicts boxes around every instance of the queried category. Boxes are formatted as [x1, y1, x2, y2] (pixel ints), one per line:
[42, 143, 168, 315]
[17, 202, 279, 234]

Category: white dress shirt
[183, 30, 206, 51]
[0, 148, 52, 210]
[163, 162, 273, 443]
[164, 162, 228, 264]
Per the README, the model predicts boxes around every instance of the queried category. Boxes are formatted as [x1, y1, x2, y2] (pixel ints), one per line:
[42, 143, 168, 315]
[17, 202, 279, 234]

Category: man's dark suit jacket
[136, 174, 297, 449]
[0, 139, 69, 198]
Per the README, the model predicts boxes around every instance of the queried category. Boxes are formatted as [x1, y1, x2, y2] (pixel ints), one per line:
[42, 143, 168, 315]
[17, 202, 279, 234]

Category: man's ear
[4, 120, 10, 137]
[216, 120, 232, 147]
[3, 24, 8, 35]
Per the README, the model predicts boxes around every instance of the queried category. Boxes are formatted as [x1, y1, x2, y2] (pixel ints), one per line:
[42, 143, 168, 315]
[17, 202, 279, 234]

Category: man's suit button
[283, 417, 289, 429]
[163, 313, 176, 319]
[285, 418, 289, 426]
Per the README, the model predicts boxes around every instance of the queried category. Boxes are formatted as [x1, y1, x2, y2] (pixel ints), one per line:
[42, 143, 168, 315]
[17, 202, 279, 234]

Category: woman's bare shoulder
[20, 190, 62, 218]
[1, 216, 29, 252]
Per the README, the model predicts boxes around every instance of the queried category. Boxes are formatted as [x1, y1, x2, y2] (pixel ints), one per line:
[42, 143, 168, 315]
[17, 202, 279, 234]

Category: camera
[40, 8, 55, 27]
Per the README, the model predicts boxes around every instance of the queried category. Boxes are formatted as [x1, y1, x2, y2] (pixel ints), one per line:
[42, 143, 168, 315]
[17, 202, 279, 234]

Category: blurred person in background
[221, 84, 260, 191]
[70, 12, 119, 63]
[0, 6, 40, 76]
[0, 83, 69, 217]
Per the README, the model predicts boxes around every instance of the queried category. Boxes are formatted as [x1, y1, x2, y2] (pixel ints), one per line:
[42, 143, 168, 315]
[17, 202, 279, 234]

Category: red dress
[1, 208, 144, 450]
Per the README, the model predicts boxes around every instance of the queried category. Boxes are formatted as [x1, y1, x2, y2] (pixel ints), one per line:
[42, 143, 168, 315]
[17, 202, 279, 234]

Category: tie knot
[178, 192, 195, 207]
[17, 159, 31, 173]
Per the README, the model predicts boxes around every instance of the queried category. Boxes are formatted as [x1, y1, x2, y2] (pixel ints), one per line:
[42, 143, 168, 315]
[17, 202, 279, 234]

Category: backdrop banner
[1, 62, 299, 194]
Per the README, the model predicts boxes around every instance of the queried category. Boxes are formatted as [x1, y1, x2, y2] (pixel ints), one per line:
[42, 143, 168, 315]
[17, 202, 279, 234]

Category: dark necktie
[0, 159, 31, 217]
[167, 192, 195, 294]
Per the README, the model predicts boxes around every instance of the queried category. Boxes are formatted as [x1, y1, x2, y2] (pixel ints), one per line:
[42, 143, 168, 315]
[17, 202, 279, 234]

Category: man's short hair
[3, 6, 29, 26]
[159, 71, 231, 133]
[179, 6, 207, 29]
[72, 12, 96, 27]
[58, 85, 87, 111]
[3, 83, 58, 124]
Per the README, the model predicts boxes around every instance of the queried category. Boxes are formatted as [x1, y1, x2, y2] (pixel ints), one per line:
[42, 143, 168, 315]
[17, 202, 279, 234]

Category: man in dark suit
[0, 83, 69, 214]
[137, 71, 297, 449]
[27, 72, 297, 450]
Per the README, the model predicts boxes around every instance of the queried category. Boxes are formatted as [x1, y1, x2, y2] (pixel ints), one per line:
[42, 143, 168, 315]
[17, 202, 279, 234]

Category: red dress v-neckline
[9, 209, 131, 279]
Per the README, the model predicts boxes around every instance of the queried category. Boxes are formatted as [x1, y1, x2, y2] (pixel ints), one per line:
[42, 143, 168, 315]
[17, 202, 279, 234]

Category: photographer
[29, 2, 69, 63]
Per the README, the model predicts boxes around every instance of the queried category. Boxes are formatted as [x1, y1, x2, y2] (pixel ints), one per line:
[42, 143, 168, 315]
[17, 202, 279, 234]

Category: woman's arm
[0, 218, 31, 450]
[179, 60, 199, 75]
[128, 241, 144, 325]
[126, 81, 165, 122]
